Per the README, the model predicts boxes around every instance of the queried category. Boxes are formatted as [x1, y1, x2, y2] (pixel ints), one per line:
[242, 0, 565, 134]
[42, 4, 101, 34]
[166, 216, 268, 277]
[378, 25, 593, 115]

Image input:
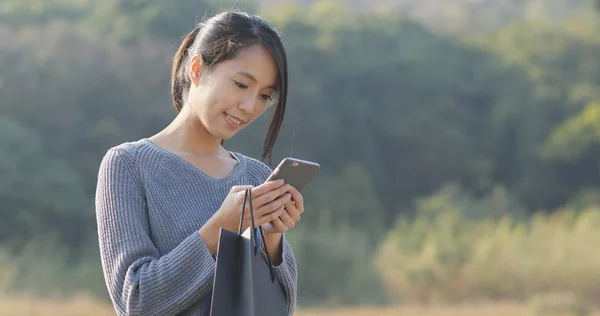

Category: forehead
[220, 44, 278, 87]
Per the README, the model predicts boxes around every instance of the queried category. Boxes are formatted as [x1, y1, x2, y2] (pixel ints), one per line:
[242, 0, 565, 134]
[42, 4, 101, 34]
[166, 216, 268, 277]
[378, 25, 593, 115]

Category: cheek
[194, 87, 225, 116]
[211, 84, 240, 111]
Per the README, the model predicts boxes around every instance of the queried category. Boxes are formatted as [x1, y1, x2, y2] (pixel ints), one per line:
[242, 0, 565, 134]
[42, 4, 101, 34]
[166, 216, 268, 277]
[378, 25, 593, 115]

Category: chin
[220, 133, 236, 140]
[213, 128, 240, 140]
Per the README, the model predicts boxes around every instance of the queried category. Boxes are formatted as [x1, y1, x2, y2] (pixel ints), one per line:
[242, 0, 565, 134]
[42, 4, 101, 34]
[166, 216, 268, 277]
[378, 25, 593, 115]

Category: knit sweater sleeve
[249, 159, 299, 316]
[95, 147, 216, 316]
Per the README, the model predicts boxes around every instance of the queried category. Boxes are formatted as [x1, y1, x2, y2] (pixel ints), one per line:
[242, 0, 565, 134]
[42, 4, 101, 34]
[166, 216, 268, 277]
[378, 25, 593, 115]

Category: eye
[234, 80, 248, 89]
[261, 94, 273, 102]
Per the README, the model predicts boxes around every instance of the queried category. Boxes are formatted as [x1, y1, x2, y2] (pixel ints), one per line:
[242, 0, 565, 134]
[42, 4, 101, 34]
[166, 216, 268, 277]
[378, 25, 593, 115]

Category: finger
[251, 179, 285, 197]
[278, 206, 296, 229]
[284, 200, 301, 222]
[288, 186, 304, 213]
[236, 188, 256, 208]
[255, 193, 291, 217]
[231, 185, 254, 193]
[270, 216, 288, 233]
[256, 207, 285, 227]
[252, 183, 290, 208]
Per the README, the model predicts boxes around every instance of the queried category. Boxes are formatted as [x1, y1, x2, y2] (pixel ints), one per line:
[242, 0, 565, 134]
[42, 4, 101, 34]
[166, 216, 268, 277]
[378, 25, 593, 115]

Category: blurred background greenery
[2, 0, 600, 314]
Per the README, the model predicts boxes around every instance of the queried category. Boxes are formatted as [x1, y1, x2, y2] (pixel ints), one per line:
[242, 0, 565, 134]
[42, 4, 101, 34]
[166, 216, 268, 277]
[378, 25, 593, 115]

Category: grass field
[1, 297, 599, 316]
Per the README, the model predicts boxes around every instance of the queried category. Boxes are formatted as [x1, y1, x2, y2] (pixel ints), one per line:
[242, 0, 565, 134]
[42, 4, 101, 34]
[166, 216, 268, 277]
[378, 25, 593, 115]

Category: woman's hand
[262, 186, 304, 234]
[260, 186, 304, 265]
[198, 179, 291, 254]
[220, 179, 292, 232]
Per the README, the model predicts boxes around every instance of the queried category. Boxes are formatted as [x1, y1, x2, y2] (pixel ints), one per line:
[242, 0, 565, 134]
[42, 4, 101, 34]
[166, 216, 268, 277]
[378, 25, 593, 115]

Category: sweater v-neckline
[142, 138, 245, 183]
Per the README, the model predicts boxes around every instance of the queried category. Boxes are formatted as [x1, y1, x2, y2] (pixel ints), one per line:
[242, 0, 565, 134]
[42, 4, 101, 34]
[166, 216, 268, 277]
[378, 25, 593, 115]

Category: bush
[287, 163, 389, 306]
[527, 292, 590, 316]
[0, 236, 107, 300]
[374, 183, 600, 305]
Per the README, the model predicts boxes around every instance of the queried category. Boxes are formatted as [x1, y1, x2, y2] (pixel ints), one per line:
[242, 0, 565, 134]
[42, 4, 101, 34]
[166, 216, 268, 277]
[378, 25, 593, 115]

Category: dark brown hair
[170, 11, 288, 165]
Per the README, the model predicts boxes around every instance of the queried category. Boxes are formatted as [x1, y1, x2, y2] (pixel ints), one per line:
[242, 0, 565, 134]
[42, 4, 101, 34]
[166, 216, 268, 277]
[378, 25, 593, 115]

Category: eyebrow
[237, 71, 277, 90]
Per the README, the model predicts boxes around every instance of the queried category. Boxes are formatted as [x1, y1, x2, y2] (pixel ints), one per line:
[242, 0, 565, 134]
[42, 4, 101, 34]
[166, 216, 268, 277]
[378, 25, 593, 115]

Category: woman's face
[186, 44, 278, 140]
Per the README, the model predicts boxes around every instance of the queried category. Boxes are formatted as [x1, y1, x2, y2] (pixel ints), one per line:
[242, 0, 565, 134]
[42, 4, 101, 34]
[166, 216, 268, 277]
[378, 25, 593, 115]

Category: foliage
[260, 0, 591, 34]
[287, 164, 388, 306]
[85, 0, 257, 43]
[0, 117, 91, 252]
[527, 292, 591, 316]
[2, 0, 600, 308]
[542, 101, 600, 161]
[0, 236, 106, 300]
[375, 185, 600, 304]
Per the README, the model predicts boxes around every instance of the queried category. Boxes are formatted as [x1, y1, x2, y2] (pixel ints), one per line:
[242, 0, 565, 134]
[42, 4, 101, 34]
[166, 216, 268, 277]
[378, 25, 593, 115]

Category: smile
[224, 112, 245, 126]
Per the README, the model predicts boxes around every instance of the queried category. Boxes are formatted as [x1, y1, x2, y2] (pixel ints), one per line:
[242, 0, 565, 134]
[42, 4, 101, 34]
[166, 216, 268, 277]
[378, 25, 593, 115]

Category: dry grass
[375, 198, 600, 304]
[298, 303, 524, 316]
[0, 296, 115, 316]
[2, 297, 599, 316]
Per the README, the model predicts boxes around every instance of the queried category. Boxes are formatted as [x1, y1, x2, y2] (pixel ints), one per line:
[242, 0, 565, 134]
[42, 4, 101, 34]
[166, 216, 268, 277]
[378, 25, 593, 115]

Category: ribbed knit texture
[95, 138, 298, 316]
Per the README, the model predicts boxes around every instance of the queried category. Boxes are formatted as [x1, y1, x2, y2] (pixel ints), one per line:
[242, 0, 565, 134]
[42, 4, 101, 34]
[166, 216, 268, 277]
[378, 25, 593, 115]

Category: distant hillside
[257, 0, 591, 32]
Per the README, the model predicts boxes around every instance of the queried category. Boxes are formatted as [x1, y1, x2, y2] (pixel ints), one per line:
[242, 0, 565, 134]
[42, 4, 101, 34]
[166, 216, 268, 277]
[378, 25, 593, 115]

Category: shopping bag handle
[237, 188, 276, 283]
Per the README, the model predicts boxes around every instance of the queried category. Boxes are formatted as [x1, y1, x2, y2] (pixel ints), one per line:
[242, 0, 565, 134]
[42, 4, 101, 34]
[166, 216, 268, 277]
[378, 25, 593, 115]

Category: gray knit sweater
[95, 138, 298, 316]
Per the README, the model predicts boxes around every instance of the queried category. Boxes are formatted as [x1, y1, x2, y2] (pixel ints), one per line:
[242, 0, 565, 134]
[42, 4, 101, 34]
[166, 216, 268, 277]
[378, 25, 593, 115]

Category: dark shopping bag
[209, 189, 288, 316]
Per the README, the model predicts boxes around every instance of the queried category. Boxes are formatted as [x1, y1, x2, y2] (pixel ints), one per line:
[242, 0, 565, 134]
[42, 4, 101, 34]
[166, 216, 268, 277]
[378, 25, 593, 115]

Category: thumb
[231, 185, 254, 193]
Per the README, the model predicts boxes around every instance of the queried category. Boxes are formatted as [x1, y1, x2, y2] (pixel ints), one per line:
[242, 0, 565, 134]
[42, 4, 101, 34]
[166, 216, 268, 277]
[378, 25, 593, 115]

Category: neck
[155, 105, 224, 156]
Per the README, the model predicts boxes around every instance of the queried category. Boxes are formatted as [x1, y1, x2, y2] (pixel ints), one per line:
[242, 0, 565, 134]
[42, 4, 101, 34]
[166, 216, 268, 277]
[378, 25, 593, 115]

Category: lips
[224, 112, 245, 126]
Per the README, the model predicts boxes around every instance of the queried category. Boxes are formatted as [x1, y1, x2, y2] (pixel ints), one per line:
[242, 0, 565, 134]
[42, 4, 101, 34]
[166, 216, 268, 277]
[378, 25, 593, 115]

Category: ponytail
[170, 24, 203, 112]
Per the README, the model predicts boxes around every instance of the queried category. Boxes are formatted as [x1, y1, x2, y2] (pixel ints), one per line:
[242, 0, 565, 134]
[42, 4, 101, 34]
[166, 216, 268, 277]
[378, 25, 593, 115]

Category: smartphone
[265, 157, 320, 192]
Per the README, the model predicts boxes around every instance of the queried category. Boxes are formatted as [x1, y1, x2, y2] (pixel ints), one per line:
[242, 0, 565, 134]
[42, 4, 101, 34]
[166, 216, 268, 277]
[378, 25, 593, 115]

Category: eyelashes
[234, 80, 248, 89]
[233, 80, 272, 101]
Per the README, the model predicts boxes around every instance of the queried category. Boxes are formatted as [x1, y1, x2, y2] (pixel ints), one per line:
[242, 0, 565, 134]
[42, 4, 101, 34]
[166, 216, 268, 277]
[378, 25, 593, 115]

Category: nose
[238, 94, 257, 115]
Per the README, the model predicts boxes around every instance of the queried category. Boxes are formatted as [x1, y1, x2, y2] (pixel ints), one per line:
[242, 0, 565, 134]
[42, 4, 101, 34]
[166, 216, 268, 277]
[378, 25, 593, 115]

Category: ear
[188, 55, 204, 85]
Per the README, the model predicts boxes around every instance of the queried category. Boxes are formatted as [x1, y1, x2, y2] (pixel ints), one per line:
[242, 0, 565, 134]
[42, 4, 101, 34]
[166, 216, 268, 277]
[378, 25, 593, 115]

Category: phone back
[268, 158, 320, 192]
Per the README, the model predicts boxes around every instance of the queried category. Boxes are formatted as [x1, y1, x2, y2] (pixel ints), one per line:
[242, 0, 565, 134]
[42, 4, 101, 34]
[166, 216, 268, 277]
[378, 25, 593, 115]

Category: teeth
[226, 113, 242, 125]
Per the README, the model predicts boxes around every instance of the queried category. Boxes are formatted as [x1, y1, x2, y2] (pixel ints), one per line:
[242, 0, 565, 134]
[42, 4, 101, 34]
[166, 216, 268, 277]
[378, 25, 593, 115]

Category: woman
[95, 11, 301, 316]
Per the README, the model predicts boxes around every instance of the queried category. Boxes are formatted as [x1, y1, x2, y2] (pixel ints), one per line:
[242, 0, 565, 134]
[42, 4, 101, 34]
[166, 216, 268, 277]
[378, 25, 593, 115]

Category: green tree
[287, 163, 388, 305]
[591, 0, 600, 12]
[542, 101, 600, 161]
[0, 0, 91, 26]
[0, 117, 91, 252]
[86, 0, 256, 43]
